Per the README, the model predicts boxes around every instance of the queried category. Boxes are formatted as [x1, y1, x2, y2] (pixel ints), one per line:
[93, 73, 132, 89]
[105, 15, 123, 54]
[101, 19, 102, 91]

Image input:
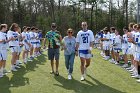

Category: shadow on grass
[0, 66, 29, 93]
[0, 53, 47, 93]
[25, 53, 47, 72]
[54, 75, 126, 93]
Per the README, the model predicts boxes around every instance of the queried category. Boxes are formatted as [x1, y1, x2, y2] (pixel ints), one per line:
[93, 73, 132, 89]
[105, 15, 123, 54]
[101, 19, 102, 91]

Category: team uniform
[129, 31, 136, 56]
[0, 32, 8, 61]
[16, 32, 22, 54]
[7, 30, 19, 53]
[122, 34, 129, 55]
[34, 32, 40, 48]
[134, 32, 140, 61]
[113, 35, 122, 53]
[76, 30, 94, 59]
[29, 31, 36, 48]
[103, 33, 110, 51]
[109, 33, 115, 51]
[94, 33, 100, 48]
[22, 31, 30, 51]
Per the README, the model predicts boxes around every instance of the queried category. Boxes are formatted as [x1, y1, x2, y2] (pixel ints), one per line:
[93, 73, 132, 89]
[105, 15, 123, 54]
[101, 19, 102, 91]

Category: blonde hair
[67, 28, 73, 32]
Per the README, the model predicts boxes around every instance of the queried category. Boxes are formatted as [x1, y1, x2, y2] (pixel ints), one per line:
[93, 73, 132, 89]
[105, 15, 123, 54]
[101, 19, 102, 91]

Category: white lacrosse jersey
[76, 30, 94, 50]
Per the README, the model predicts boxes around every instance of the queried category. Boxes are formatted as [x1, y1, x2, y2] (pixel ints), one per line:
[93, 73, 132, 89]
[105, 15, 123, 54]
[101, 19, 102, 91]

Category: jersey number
[82, 36, 88, 43]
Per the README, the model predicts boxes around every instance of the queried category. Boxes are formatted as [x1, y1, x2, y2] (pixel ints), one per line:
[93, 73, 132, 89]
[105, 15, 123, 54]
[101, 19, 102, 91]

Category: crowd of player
[94, 23, 140, 83]
[0, 23, 42, 78]
[1, 22, 140, 83]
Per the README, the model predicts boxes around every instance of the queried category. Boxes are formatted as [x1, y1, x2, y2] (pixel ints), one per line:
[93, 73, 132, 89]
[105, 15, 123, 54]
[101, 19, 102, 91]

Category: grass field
[0, 49, 140, 93]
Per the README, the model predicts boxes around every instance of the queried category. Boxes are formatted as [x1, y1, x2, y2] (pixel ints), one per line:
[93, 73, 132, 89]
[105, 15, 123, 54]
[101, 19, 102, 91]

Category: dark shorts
[48, 48, 60, 60]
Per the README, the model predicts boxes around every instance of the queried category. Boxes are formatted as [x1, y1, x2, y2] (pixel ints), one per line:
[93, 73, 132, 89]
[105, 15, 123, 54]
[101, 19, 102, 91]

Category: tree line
[0, 0, 137, 36]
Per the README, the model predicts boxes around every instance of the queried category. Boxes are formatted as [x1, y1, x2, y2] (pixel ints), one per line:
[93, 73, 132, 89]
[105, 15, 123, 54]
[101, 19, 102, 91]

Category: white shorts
[23, 44, 30, 51]
[33, 43, 40, 48]
[122, 48, 129, 55]
[79, 53, 92, 59]
[33, 44, 37, 48]
[129, 47, 135, 56]
[134, 52, 140, 61]
[10, 46, 18, 53]
[110, 45, 114, 51]
[103, 46, 109, 50]
[0, 49, 7, 60]
[18, 46, 22, 53]
[129, 44, 136, 56]
[37, 43, 41, 48]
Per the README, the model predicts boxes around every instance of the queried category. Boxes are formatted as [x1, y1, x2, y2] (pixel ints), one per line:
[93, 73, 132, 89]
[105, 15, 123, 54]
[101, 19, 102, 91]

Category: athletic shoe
[16, 60, 22, 65]
[68, 74, 72, 80]
[128, 68, 135, 72]
[109, 59, 114, 62]
[104, 57, 109, 60]
[136, 79, 140, 83]
[131, 75, 140, 78]
[55, 71, 59, 76]
[122, 64, 128, 68]
[126, 67, 132, 70]
[50, 71, 54, 74]
[11, 68, 17, 72]
[81, 75, 85, 81]
[115, 62, 119, 65]
[15, 65, 21, 69]
[30, 57, 34, 60]
[0, 73, 3, 78]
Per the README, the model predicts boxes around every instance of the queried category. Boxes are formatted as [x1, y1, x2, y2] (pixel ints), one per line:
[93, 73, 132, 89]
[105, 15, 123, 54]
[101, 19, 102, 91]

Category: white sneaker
[126, 67, 132, 70]
[129, 68, 135, 72]
[122, 64, 128, 68]
[16, 60, 22, 65]
[104, 57, 109, 60]
[131, 74, 140, 78]
[81, 75, 85, 81]
[68, 74, 72, 80]
[115, 62, 119, 65]
[136, 79, 140, 83]
[0, 73, 3, 78]
[11, 68, 17, 72]
[109, 59, 114, 62]
[15, 65, 21, 69]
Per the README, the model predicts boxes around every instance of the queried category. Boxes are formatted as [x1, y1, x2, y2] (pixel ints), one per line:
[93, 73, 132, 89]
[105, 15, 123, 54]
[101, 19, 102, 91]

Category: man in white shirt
[76, 22, 94, 81]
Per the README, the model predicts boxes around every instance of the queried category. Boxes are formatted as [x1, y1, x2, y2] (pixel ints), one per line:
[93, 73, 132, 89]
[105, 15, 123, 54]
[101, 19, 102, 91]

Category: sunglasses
[68, 31, 73, 34]
[52, 26, 56, 28]
[82, 25, 87, 26]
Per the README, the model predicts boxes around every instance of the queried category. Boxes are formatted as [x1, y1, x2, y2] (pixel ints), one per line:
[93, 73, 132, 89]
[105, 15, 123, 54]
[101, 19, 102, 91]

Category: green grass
[0, 49, 140, 93]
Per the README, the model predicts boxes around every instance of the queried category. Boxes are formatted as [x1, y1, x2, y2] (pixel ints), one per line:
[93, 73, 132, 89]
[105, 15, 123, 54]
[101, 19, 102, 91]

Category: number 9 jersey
[76, 30, 94, 50]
